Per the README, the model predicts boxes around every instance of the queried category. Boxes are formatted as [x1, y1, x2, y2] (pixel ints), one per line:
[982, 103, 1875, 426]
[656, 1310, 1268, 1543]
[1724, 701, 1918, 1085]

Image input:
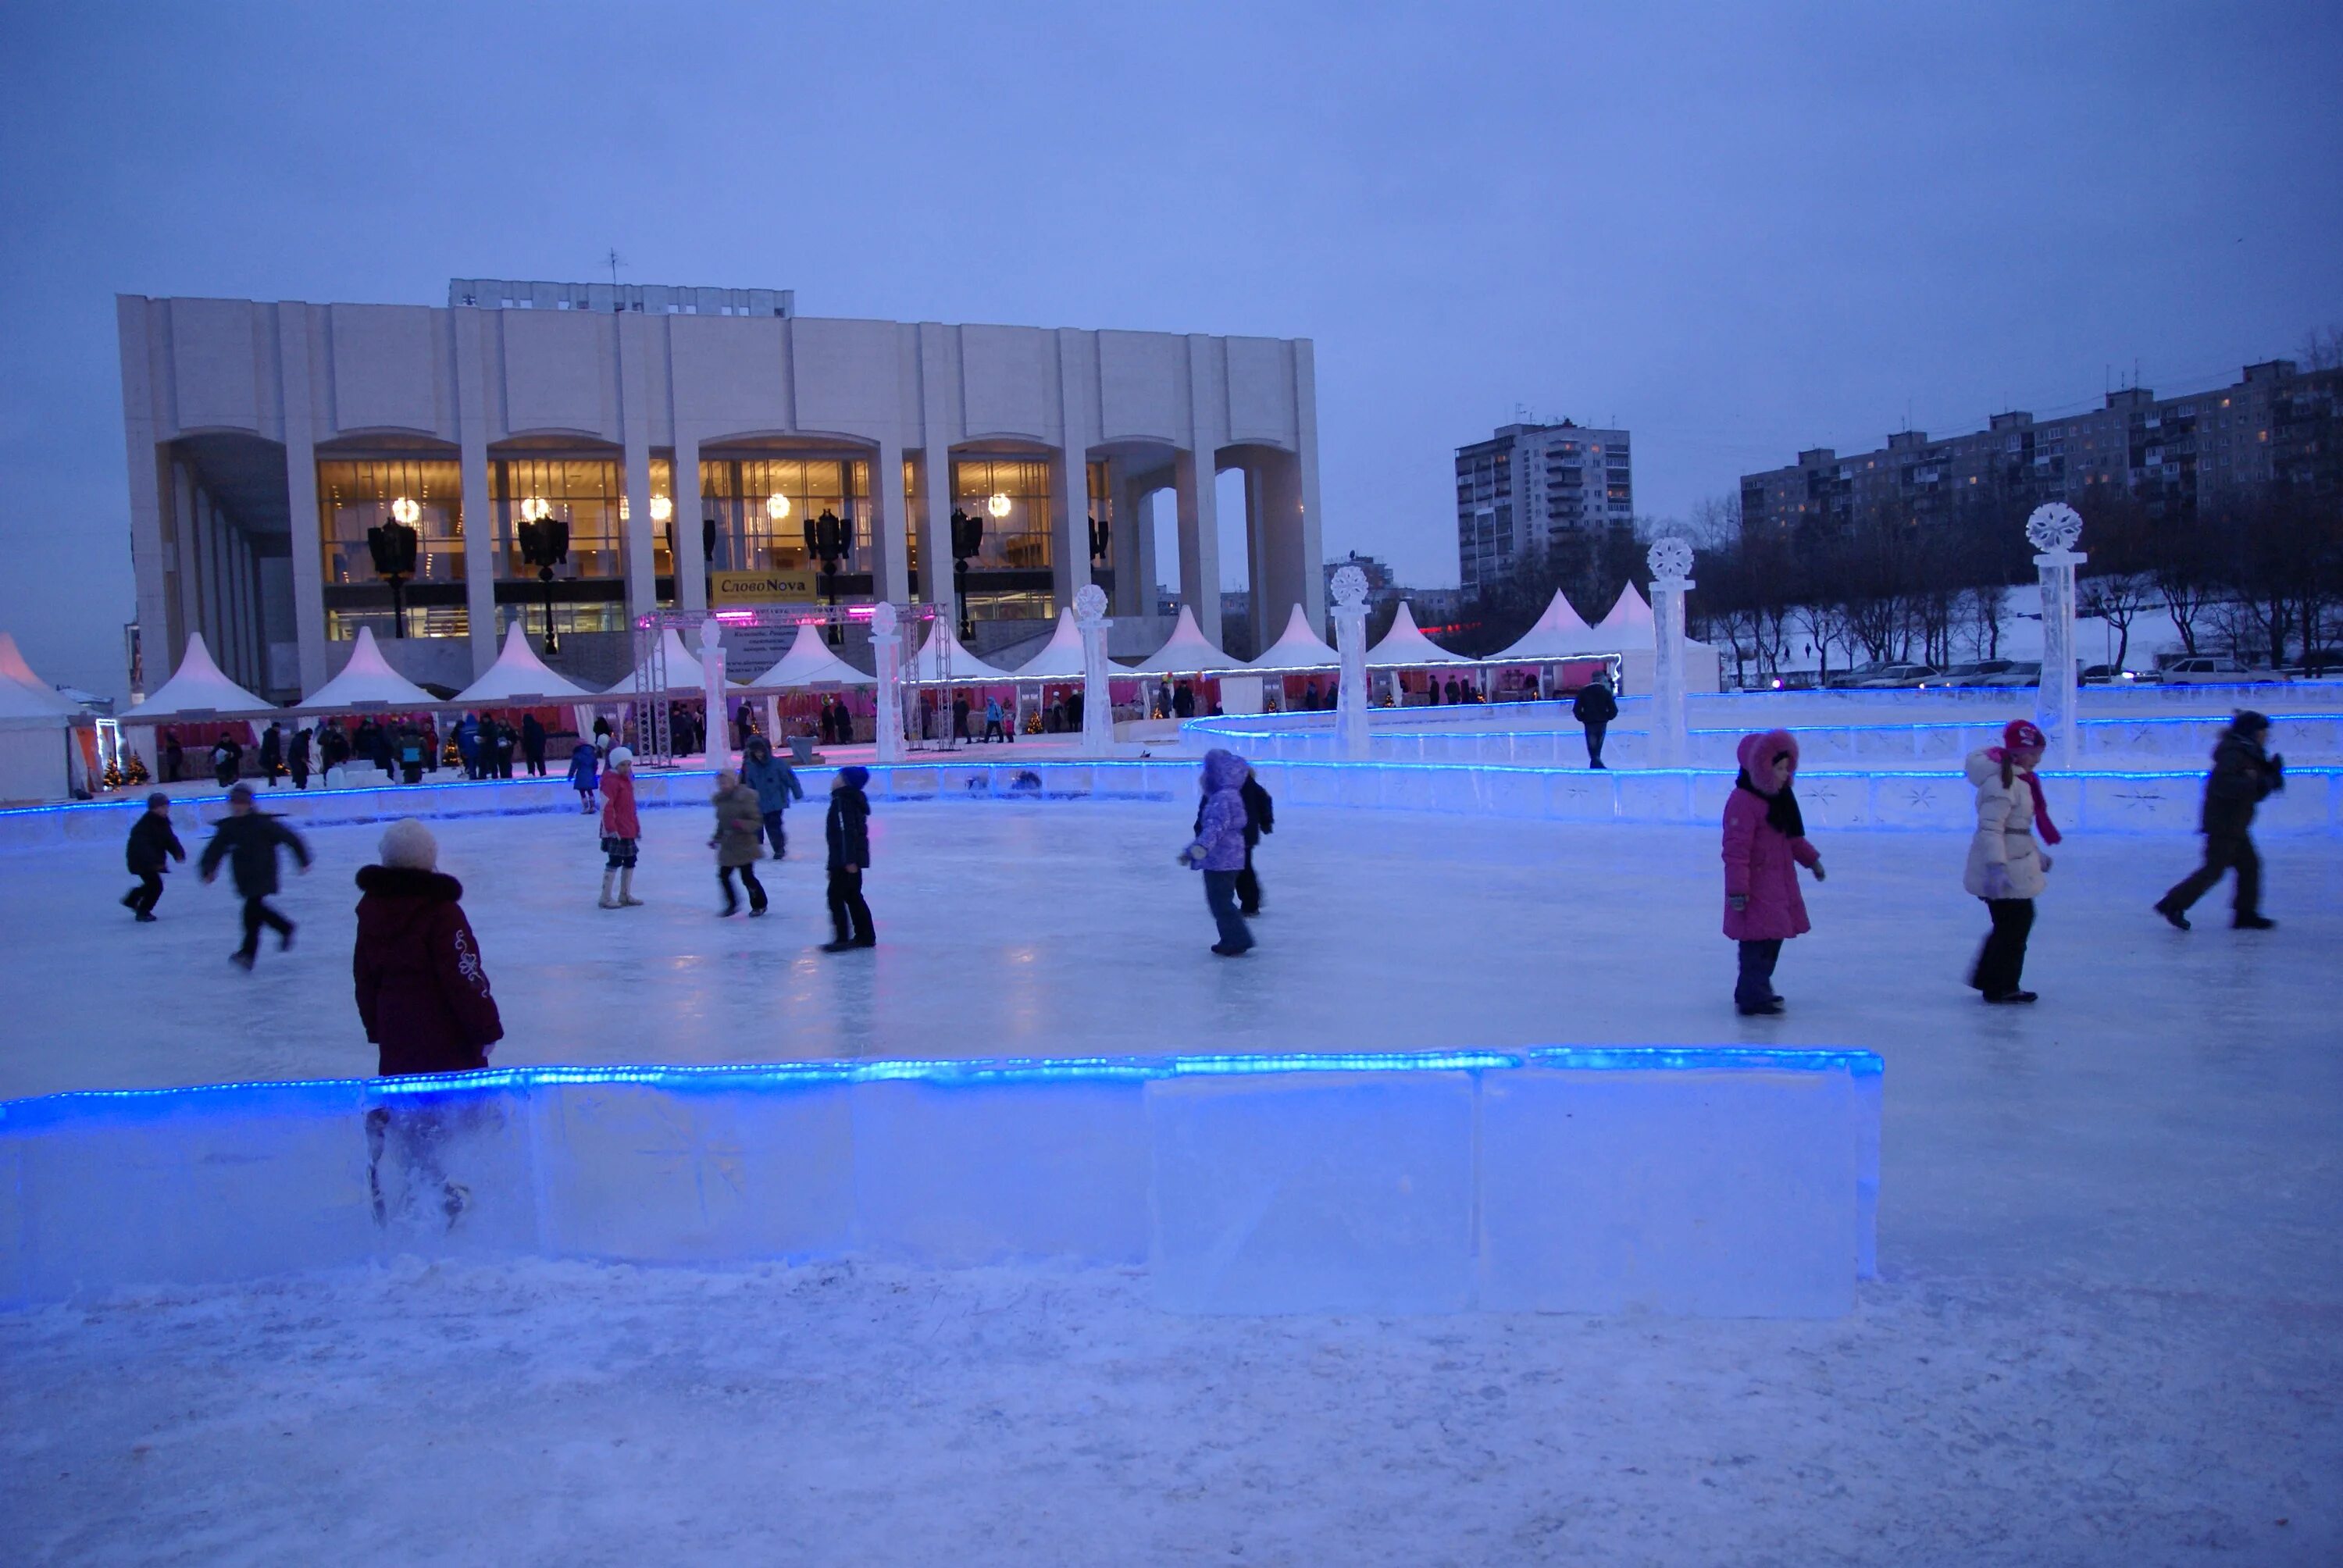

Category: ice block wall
[0, 1049, 1881, 1318]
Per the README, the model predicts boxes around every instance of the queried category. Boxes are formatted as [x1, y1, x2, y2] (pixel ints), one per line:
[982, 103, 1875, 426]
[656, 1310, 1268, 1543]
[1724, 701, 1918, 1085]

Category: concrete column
[175, 466, 208, 654]
[617, 314, 658, 622]
[1173, 447, 1222, 647]
[674, 429, 707, 616]
[1292, 340, 1327, 630]
[116, 298, 174, 675]
[916, 323, 959, 629]
[276, 303, 330, 696]
[1107, 460, 1158, 620]
[1257, 449, 1309, 651]
[1053, 330, 1097, 616]
[869, 435, 911, 605]
[454, 308, 498, 679]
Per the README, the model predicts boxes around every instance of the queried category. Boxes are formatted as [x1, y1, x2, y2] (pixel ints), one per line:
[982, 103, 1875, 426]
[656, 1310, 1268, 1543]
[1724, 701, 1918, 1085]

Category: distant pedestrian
[162, 729, 184, 782]
[740, 732, 804, 857]
[198, 783, 312, 970]
[1722, 729, 1825, 1016]
[1444, 676, 1462, 705]
[593, 715, 614, 764]
[953, 693, 972, 742]
[983, 695, 1006, 743]
[288, 728, 312, 790]
[120, 792, 185, 921]
[598, 746, 643, 909]
[521, 712, 547, 777]
[566, 741, 599, 814]
[1179, 748, 1254, 957]
[457, 714, 482, 779]
[710, 769, 769, 917]
[493, 720, 516, 779]
[210, 736, 237, 786]
[2156, 710, 2284, 931]
[821, 765, 876, 950]
[1172, 683, 1195, 719]
[259, 722, 284, 786]
[1572, 674, 1618, 769]
[1963, 720, 2056, 1004]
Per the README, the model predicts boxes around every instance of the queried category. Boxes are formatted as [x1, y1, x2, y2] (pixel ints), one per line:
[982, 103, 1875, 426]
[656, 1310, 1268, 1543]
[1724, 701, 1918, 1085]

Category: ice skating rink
[5, 800, 2341, 1563]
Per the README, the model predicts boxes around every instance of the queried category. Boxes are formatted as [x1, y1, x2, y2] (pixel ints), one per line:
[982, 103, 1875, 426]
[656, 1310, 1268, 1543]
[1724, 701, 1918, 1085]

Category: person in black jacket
[822, 765, 876, 951]
[120, 793, 186, 921]
[162, 730, 184, 783]
[1572, 673, 1619, 768]
[2156, 711, 2285, 930]
[259, 722, 284, 787]
[198, 784, 314, 969]
[520, 712, 547, 777]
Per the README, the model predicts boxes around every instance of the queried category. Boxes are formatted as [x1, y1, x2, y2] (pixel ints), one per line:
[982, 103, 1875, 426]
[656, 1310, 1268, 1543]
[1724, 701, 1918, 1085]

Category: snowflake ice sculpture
[870, 600, 898, 636]
[1074, 583, 1108, 624]
[2025, 502, 2084, 554]
[1646, 536, 1695, 582]
[1331, 564, 1369, 610]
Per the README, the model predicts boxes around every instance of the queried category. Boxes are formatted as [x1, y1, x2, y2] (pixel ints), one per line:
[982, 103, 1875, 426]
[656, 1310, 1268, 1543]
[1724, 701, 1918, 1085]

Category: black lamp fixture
[516, 505, 571, 654]
[804, 508, 852, 644]
[1087, 514, 1111, 567]
[949, 507, 985, 640]
[367, 504, 421, 638]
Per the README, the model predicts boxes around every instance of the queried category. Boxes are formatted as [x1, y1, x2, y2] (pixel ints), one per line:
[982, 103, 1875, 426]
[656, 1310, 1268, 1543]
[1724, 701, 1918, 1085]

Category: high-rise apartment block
[1739, 359, 2343, 540]
[1455, 421, 1632, 591]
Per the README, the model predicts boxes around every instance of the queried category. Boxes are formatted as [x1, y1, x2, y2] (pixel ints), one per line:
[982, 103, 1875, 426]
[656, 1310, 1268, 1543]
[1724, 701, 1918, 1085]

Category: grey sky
[2, 2, 2338, 698]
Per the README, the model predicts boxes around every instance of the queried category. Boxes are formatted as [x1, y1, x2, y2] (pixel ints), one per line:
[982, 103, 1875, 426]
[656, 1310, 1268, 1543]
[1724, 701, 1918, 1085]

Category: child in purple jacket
[1179, 748, 1255, 956]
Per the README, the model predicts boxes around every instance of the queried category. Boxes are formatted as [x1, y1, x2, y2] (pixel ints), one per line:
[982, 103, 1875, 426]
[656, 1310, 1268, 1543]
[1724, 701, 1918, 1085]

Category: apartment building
[1455, 421, 1632, 590]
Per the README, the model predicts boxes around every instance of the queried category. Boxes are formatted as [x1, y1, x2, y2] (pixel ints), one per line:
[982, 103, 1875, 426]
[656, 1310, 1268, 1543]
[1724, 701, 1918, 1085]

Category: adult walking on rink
[120, 792, 185, 921]
[2156, 710, 2284, 931]
[1963, 720, 2058, 1004]
[198, 783, 312, 970]
[1572, 673, 1617, 768]
[822, 766, 876, 951]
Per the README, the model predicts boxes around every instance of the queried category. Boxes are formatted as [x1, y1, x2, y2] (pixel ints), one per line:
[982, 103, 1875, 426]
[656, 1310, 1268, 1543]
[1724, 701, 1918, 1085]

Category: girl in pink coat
[1722, 729, 1827, 1016]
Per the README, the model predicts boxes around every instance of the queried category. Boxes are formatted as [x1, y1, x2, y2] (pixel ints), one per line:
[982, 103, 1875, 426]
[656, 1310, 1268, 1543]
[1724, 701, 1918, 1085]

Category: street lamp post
[368, 498, 421, 638]
[950, 507, 985, 640]
[804, 509, 852, 645]
[516, 497, 569, 654]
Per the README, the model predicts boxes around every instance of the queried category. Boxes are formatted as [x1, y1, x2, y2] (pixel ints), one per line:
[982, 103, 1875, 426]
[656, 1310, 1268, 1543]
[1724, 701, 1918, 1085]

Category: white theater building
[116, 280, 1323, 700]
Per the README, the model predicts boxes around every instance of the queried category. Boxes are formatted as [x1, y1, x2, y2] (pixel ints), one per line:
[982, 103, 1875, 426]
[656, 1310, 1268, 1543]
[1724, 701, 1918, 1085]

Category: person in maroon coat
[353, 818, 504, 1077]
[1721, 729, 1828, 1017]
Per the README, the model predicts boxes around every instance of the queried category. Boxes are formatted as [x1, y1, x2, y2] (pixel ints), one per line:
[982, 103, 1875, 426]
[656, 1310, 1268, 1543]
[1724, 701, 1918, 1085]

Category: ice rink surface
[4, 797, 2341, 1563]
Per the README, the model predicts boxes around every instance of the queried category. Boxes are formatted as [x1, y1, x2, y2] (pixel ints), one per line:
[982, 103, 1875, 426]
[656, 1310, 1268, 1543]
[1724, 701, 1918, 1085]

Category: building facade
[1739, 359, 2343, 540]
[117, 282, 1322, 699]
[1455, 421, 1632, 591]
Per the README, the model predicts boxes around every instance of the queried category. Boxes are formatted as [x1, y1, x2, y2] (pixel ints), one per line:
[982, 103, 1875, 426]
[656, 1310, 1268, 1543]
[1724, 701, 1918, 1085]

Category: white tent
[124, 633, 273, 719]
[606, 627, 742, 696]
[1007, 609, 1089, 682]
[747, 622, 876, 688]
[0, 636, 79, 803]
[1366, 602, 1470, 668]
[1491, 589, 1598, 661]
[455, 623, 594, 704]
[298, 628, 439, 711]
[0, 632, 80, 716]
[1246, 604, 1341, 673]
[908, 620, 1011, 684]
[1128, 606, 1244, 675]
[1593, 582, 1656, 639]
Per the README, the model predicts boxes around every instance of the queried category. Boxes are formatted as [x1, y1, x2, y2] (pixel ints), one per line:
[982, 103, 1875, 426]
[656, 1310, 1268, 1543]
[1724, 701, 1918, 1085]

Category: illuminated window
[317, 457, 463, 588]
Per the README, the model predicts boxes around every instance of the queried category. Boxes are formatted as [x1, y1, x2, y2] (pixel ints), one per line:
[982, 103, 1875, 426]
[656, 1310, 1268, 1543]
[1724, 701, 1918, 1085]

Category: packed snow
[3, 799, 2340, 1561]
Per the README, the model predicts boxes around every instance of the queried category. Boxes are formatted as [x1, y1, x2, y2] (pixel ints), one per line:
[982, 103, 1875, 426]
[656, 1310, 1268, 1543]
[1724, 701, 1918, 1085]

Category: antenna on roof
[605, 248, 626, 287]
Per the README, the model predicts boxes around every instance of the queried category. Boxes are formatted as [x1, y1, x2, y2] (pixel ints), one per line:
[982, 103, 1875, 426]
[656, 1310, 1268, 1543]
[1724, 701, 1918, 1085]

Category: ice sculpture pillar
[1075, 584, 1114, 758]
[2026, 504, 2086, 773]
[697, 615, 729, 766]
[1331, 565, 1371, 760]
[871, 602, 904, 765]
[1646, 538, 1695, 769]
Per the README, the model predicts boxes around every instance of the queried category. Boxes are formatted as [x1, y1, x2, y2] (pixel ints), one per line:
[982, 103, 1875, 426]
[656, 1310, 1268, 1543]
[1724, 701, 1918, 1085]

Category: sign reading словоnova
[709, 569, 818, 605]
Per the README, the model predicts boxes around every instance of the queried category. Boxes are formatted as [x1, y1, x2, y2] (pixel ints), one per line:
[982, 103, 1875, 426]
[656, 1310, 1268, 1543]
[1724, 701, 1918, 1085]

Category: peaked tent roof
[908, 620, 1011, 683]
[299, 627, 440, 710]
[606, 626, 744, 695]
[1128, 606, 1243, 675]
[1246, 604, 1340, 673]
[1366, 601, 1470, 667]
[0, 632, 81, 717]
[124, 633, 273, 719]
[747, 622, 876, 687]
[455, 622, 594, 704]
[455, 624, 592, 704]
[1491, 588, 1598, 661]
[1596, 581, 1656, 635]
[1007, 609, 1089, 681]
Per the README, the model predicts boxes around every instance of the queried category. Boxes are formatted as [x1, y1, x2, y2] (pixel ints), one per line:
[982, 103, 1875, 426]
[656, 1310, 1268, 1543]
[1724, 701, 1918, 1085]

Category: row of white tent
[109, 579, 1696, 728]
[0, 633, 95, 801]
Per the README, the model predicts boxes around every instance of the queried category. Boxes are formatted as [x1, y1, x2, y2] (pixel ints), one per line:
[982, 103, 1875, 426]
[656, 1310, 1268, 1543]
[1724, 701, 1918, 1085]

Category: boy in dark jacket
[198, 784, 313, 969]
[740, 732, 806, 856]
[822, 766, 876, 950]
[121, 793, 185, 921]
[1572, 675, 1619, 768]
[2156, 711, 2285, 930]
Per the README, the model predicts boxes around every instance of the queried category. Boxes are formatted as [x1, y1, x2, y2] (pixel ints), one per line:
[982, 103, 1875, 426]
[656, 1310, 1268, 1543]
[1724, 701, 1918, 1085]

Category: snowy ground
[4, 801, 2341, 1563]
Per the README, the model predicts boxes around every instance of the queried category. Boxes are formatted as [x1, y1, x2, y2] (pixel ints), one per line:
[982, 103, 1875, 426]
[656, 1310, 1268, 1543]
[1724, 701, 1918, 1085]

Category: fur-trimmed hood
[355, 864, 464, 901]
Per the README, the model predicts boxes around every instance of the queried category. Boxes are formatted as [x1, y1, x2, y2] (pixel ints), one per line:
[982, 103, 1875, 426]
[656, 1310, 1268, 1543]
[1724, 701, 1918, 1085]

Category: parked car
[1851, 663, 1938, 689]
[2078, 663, 2139, 685]
[1957, 660, 2040, 686]
[2159, 654, 2276, 684]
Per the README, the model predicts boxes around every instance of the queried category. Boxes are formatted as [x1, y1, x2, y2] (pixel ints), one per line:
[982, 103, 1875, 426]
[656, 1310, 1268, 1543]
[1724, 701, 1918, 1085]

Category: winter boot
[2233, 913, 2276, 930]
[599, 870, 620, 910]
[619, 868, 644, 907]
[2153, 900, 2190, 931]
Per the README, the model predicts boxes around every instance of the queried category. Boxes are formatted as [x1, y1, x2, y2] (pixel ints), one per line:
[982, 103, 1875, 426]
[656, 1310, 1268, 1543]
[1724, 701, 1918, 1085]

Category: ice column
[1075, 584, 1114, 758]
[1331, 565, 1371, 760]
[1646, 538, 1695, 769]
[871, 601, 904, 765]
[697, 615, 729, 766]
[2026, 504, 2086, 773]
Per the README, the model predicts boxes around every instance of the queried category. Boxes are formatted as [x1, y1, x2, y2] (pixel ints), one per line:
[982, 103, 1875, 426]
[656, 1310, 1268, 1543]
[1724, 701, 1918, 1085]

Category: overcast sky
[2, 2, 2338, 697]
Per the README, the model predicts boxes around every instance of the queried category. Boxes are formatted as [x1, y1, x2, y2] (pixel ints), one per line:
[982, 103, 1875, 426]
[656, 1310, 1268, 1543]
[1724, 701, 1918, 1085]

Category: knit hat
[608, 746, 634, 768]
[378, 818, 437, 871]
[839, 765, 870, 789]
[2002, 719, 2046, 750]
[2232, 709, 2270, 733]
[146, 792, 170, 811]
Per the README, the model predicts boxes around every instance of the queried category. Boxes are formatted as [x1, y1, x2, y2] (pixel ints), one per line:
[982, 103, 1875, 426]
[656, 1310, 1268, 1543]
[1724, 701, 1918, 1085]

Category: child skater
[566, 739, 599, 814]
[710, 768, 769, 917]
[1721, 729, 1825, 1015]
[1179, 748, 1255, 957]
[821, 765, 876, 950]
[121, 792, 185, 921]
[598, 745, 642, 908]
[1963, 719, 2057, 1003]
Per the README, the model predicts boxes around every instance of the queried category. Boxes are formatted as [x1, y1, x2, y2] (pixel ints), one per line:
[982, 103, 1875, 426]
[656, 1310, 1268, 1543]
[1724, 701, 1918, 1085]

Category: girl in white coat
[1963, 718, 2060, 1003]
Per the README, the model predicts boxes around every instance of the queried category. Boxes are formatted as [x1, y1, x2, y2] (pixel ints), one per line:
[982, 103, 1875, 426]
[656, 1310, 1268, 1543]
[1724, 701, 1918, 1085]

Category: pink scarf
[1986, 748, 2062, 845]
